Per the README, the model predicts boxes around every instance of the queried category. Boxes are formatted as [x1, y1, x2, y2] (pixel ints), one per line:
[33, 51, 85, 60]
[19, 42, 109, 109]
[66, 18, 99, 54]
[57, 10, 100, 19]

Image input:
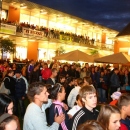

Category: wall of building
[8, 6, 20, 22]
[27, 41, 38, 60]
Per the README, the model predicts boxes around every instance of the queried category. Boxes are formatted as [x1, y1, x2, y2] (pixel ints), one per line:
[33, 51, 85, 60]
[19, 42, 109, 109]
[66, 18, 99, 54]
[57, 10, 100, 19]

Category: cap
[111, 91, 121, 100]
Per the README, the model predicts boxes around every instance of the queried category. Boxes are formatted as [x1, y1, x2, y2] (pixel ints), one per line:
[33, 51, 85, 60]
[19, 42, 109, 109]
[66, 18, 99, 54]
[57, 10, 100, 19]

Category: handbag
[0, 77, 10, 95]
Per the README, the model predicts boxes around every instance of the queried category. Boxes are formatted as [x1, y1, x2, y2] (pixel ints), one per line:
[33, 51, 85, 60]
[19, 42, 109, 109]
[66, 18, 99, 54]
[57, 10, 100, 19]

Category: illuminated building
[0, 0, 118, 61]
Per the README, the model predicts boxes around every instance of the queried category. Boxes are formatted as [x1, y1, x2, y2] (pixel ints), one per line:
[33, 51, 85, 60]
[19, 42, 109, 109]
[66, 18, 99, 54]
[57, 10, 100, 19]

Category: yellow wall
[114, 40, 130, 53]
[27, 41, 38, 61]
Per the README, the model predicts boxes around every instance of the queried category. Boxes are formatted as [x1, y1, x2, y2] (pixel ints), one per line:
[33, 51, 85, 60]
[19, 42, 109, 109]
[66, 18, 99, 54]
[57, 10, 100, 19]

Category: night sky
[30, 0, 130, 31]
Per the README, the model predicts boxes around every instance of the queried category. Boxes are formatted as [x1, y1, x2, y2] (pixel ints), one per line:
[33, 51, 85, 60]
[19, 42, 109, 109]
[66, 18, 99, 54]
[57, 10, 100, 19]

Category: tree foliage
[0, 38, 16, 59]
[55, 46, 65, 56]
[0, 38, 16, 53]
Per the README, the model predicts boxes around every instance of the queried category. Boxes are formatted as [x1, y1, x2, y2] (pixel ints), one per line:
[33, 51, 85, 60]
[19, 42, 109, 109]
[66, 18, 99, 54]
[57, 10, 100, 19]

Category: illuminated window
[20, 14, 30, 23]
[16, 46, 27, 60]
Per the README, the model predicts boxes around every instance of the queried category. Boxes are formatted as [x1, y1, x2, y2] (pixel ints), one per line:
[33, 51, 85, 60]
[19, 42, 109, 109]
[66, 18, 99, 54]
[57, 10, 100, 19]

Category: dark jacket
[110, 73, 120, 87]
[15, 76, 26, 99]
[4, 76, 16, 96]
[70, 107, 99, 130]
[46, 78, 56, 85]
[30, 70, 39, 83]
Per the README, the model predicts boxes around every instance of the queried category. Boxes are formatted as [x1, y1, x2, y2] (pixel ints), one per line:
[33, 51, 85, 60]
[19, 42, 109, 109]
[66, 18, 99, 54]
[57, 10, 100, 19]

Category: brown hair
[79, 85, 96, 99]
[0, 115, 17, 130]
[83, 76, 92, 85]
[27, 82, 46, 101]
[77, 78, 83, 86]
[97, 105, 120, 130]
[117, 93, 130, 109]
[77, 120, 105, 130]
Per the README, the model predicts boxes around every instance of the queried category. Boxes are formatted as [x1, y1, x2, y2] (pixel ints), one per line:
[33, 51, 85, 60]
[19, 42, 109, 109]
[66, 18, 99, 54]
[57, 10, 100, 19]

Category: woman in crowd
[80, 67, 87, 79]
[49, 83, 69, 130]
[83, 76, 93, 87]
[57, 75, 66, 86]
[0, 113, 17, 130]
[3, 70, 16, 97]
[97, 105, 121, 130]
[0, 93, 20, 130]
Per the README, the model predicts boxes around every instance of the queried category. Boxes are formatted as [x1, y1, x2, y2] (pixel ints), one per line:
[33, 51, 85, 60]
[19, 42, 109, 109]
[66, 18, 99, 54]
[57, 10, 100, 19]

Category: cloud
[30, 0, 130, 31]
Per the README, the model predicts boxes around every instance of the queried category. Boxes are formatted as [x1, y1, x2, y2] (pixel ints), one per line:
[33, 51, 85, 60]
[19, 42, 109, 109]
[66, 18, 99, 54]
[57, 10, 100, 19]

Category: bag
[102, 82, 108, 90]
[0, 77, 10, 95]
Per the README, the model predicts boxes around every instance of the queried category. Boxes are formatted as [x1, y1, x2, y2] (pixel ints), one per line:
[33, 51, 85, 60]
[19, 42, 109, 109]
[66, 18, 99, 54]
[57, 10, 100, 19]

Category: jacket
[15, 76, 26, 99]
[70, 107, 99, 130]
[49, 101, 69, 130]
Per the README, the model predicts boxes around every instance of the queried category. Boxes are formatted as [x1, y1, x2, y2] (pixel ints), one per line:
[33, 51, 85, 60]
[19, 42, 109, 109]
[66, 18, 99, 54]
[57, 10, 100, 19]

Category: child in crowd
[97, 105, 121, 130]
[109, 91, 122, 106]
[49, 83, 69, 130]
[117, 93, 130, 130]
[67, 94, 84, 118]
[70, 85, 99, 130]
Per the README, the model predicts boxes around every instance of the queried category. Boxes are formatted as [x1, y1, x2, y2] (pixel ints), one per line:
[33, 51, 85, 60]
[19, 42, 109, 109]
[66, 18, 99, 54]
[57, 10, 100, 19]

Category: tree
[55, 46, 65, 56]
[0, 38, 16, 59]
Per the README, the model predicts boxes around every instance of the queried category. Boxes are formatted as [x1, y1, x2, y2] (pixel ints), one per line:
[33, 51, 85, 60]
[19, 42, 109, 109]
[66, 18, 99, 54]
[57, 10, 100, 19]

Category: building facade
[0, 0, 118, 61]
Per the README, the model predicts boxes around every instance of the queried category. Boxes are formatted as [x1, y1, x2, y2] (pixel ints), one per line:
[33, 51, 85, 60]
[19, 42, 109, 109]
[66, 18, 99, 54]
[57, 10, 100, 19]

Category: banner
[0, 23, 16, 35]
[22, 28, 44, 39]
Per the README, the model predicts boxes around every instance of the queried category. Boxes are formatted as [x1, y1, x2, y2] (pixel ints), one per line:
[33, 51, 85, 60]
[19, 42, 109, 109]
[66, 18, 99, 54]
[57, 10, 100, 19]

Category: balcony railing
[0, 23, 114, 51]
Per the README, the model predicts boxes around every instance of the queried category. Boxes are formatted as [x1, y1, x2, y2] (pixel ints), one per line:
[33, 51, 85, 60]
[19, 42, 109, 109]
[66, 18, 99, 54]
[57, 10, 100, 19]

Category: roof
[116, 22, 130, 37]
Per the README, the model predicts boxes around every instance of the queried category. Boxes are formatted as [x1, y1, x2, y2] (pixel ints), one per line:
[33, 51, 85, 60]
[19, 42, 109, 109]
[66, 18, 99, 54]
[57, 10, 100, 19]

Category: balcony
[0, 23, 114, 51]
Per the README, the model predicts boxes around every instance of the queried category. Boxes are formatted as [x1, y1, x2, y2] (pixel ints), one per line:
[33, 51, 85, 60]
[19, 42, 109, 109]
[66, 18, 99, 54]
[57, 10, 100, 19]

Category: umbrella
[94, 52, 130, 64]
[53, 50, 93, 62]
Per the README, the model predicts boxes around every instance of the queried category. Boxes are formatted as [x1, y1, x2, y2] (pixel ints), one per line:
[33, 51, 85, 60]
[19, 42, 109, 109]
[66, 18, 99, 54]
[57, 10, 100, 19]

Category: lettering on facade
[22, 28, 44, 39]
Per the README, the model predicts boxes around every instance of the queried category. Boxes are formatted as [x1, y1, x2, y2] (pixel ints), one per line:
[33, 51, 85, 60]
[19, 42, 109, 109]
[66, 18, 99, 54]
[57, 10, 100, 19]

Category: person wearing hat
[14, 69, 26, 119]
[109, 91, 122, 106]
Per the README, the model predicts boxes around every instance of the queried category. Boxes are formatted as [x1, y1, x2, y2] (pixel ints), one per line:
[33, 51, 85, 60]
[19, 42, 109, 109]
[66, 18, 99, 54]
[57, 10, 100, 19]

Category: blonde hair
[97, 105, 120, 130]
[79, 85, 96, 99]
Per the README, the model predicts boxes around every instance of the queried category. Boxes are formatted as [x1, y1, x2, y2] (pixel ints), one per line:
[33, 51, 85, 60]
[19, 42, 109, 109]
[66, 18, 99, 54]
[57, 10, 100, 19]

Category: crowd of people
[1, 18, 95, 45]
[0, 59, 130, 130]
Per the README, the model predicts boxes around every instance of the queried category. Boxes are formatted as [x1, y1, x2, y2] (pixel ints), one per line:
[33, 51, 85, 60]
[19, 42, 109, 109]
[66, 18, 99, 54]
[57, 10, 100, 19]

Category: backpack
[0, 77, 10, 94]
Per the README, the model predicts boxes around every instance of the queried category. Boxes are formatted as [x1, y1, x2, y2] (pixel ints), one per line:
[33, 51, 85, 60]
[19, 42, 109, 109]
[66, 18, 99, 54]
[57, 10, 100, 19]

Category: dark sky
[30, 0, 130, 31]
